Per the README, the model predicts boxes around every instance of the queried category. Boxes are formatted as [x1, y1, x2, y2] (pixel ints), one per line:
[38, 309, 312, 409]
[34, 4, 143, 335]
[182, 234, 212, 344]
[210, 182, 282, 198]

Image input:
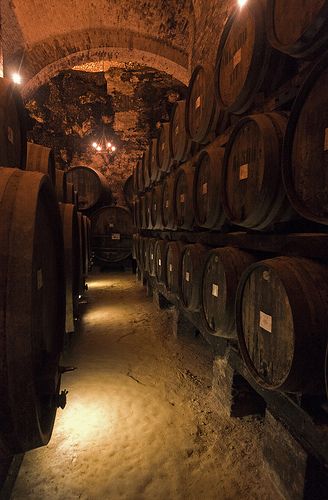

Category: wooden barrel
[139, 195, 147, 229]
[282, 53, 328, 225]
[66, 166, 113, 212]
[150, 185, 163, 229]
[169, 100, 191, 163]
[91, 205, 134, 264]
[236, 256, 328, 393]
[55, 169, 67, 203]
[142, 146, 151, 189]
[222, 112, 293, 230]
[166, 241, 186, 293]
[150, 138, 161, 183]
[123, 174, 134, 211]
[157, 122, 172, 173]
[194, 139, 226, 229]
[266, 0, 328, 59]
[74, 190, 79, 210]
[174, 161, 195, 230]
[161, 174, 176, 230]
[26, 143, 56, 187]
[147, 238, 157, 277]
[0, 168, 65, 453]
[143, 191, 152, 229]
[185, 65, 219, 145]
[180, 244, 208, 311]
[202, 247, 255, 338]
[133, 198, 141, 229]
[66, 181, 75, 204]
[154, 239, 169, 283]
[0, 78, 27, 169]
[59, 203, 80, 334]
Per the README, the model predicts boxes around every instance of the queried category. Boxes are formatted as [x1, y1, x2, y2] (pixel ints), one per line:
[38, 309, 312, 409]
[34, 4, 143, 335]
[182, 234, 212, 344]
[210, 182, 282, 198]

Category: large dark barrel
[0, 78, 27, 169]
[202, 247, 255, 338]
[157, 122, 172, 173]
[161, 174, 176, 230]
[91, 205, 134, 264]
[174, 161, 195, 230]
[154, 239, 169, 283]
[169, 100, 191, 163]
[26, 142, 56, 187]
[266, 0, 328, 59]
[123, 174, 134, 211]
[142, 147, 151, 189]
[236, 256, 328, 393]
[66, 166, 113, 212]
[0, 168, 65, 453]
[185, 65, 219, 145]
[150, 138, 161, 183]
[282, 52, 328, 225]
[194, 140, 226, 229]
[150, 185, 163, 229]
[55, 169, 67, 203]
[222, 112, 293, 230]
[59, 203, 80, 334]
[165, 241, 186, 293]
[180, 244, 208, 312]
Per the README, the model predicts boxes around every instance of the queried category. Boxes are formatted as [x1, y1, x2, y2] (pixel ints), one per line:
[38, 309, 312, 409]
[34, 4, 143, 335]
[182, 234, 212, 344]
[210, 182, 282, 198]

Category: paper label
[151, 253, 154, 260]
[202, 182, 208, 195]
[185, 271, 190, 282]
[37, 269, 43, 290]
[158, 259, 162, 266]
[7, 126, 14, 145]
[169, 264, 173, 272]
[239, 163, 249, 180]
[325, 128, 328, 151]
[212, 284, 219, 297]
[175, 125, 179, 135]
[112, 233, 121, 240]
[165, 200, 169, 208]
[162, 142, 165, 151]
[180, 193, 185, 203]
[154, 203, 157, 211]
[260, 311, 272, 333]
[233, 48, 242, 69]
[195, 96, 201, 109]
[109, 223, 114, 228]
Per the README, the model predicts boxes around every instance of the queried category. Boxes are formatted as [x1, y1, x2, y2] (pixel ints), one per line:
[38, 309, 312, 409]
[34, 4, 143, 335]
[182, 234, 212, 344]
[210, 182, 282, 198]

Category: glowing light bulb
[107, 142, 112, 148]
[92, 142, 98, 148]
[12, 73, 22, 85]
[111, 146, 116, 152]
[96, 146, 102, 152]
[238, 0, 247, 7]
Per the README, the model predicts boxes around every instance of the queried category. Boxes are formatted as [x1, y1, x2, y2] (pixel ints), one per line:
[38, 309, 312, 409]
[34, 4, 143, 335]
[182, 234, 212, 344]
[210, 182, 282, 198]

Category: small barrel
[142, 146, 151, 189]
[66, 182, 75, 203]
[55, 169, 67, 202]
[236, 256, 328, 393]
[154, 239, 169, 284]
[174, 161, 195, 230]
[194, 139, 226, 229]
[147, 238, 157, 277]
[0, 168, 65, 454]
[123, 174, 134, 211]
[166, 241, 186, 293]
[282, 52, 328, 226]
[180, 244, 208, 312]
[266, 0, 328, 59]
[0, 78, 27, 169]
[150, 138, 161, 183]
[202, 247, 255, 338]
[26, 142, 56, 187]
[161, 174, 176, 230]
[185, 65, 219, 145]
[157, 122, 172, 173]
[169, 100, 191, 163]
[222, 112, 293, 230]
[66, 165, 113, 212]
[150, 185, 163, 229]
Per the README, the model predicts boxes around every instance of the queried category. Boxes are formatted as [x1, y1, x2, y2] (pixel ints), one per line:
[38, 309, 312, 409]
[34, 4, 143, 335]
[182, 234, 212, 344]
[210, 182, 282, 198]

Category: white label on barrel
[233, 48, 242, 69]
[37, 269, 43, 290]
[195, 96, 201, 109]
[180, 193, 185, 203]
[147, 208, 150, 213]
[169, 264, 173, 272]
[151, 253, 154, 260]
[260, 311, 272, 333]
[212, 284, 219, 297]
[7, 126, 14, 145]
[202, 182, 208, 195]
[154, 203, 157, 210]
[165, 200, 169, 208]
[162, 142, 165, 151]
[109, 223, 114, 227]
[175, 125, 179, 135]
[112, 233, 121, 240]
[158, 259, 162, 266]
[239, 163, 249, 180]
[325, 128, 328, 151]
[185, 271, 190, 282]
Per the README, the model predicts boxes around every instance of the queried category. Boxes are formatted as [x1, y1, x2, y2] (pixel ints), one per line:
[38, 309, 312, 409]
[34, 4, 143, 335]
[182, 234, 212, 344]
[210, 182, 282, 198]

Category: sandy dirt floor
[12, 271, 280, 500]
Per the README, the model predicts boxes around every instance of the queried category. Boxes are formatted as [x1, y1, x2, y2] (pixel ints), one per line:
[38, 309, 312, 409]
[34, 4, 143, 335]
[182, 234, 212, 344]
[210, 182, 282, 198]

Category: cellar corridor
[11, 271, 275, 500]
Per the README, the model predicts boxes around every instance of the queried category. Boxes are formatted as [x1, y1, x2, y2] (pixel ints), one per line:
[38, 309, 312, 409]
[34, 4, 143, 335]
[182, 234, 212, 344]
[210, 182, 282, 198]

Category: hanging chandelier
[92, 129, 116, 154]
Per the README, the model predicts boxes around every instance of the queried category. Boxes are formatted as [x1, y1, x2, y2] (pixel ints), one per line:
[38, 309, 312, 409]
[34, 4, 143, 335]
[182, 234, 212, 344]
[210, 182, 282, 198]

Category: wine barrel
[66, 166, 113, 212]
[91, 205, 134, 264]
[266, 0, 328, 59]
[55, 169, 67, 203]
[139, 195, 147, 229]
[144, 191, 152, 229]
[150, 138, 161, 183]
[26, 143, 56, 187]
[185, 65, 219, 145]
[202, 247, 255, 338]
[154, 239, 169, 283]
[236, 256, 328, 393]
[180, 244, 208, 311]
[150, 185, 163, 229]
[222, 112, 293, 230]
[74, 190, 79, 210]
[0, 78, 27, 169]
[0, 168, 65, 453]
[166, 241, 186, 293]
[161, 174, 176, 230]
[194, 139, 226, 229]
[123, 174, 134, 211]
[59, 203, 80, 334]
[66, 181, 75, 204]
[133, 198, 141, 229]
[169, 100, 191, 163]
[147, 238, 157, 277]
[142, 146, 152, 189]
[174, 161, 195, 230]
[157, 122, 172, 173]
[282, 52, 328, 225]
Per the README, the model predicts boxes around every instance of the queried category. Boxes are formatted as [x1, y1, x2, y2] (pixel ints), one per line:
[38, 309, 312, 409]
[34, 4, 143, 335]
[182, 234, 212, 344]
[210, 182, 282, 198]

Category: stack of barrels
[132, 0, 328, 400]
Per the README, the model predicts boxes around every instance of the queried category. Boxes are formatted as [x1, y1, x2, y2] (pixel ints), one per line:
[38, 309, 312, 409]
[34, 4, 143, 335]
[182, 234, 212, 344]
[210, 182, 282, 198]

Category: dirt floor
[12, 271, 281, 500]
